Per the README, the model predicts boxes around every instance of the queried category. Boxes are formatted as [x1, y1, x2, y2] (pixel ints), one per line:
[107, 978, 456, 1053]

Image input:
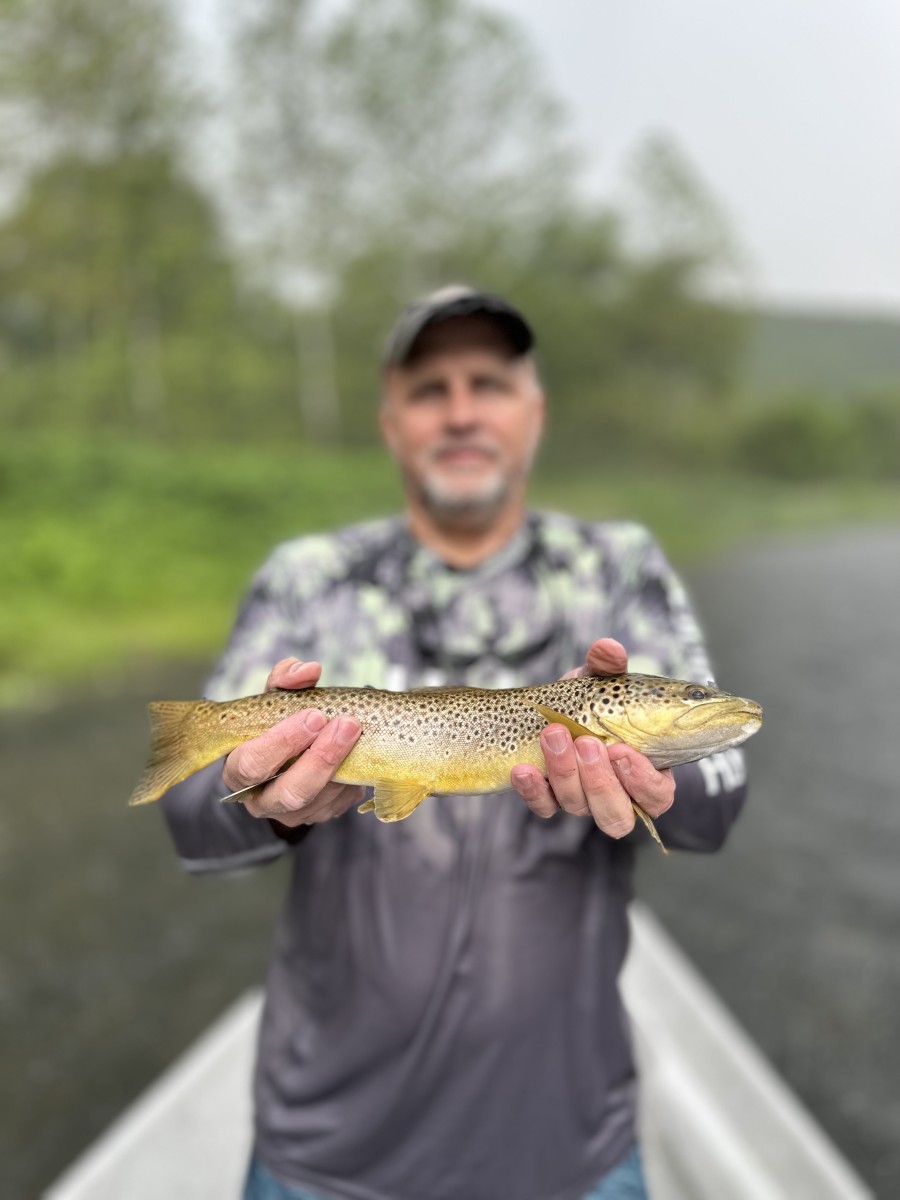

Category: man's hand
[222, 658, 365, 828]
[509, 637, 675, 838]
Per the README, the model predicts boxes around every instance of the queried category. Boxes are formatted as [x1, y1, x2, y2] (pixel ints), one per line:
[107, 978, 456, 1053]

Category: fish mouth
[673, 701, 763, 732]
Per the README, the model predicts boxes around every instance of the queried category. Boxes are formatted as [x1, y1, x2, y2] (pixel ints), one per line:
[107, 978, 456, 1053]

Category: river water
[639, 524, 900, 1196]
[3, 526, 898, 1198]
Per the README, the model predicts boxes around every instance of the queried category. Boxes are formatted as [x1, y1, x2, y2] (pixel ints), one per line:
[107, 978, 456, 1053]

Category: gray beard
[417, 472, 511, 527]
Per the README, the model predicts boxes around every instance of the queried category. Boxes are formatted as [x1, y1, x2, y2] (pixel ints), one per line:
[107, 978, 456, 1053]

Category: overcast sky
[488, 0, 900, 312]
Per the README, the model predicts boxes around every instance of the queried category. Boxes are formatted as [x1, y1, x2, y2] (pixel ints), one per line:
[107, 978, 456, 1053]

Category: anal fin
[357, 781, 432, 822]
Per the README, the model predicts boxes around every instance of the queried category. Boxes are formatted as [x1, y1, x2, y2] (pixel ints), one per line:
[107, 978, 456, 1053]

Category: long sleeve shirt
[161, 512, 748, 1200]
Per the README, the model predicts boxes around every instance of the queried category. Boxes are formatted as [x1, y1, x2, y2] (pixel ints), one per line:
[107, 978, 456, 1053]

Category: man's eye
[473, 376, 508, 393]
[410, 384, 444, 402]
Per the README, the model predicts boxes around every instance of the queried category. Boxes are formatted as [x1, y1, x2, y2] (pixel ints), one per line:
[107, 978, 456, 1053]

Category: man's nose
[444, 385, 479, 427]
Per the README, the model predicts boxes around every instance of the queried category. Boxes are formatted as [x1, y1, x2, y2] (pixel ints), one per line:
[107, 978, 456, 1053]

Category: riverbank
[4, 433, 899, 706]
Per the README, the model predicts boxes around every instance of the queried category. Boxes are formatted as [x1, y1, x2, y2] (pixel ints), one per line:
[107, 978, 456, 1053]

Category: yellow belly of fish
[332, 729, 547, 820]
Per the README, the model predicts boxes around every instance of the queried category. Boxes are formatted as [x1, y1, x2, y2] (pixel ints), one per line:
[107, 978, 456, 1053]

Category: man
[161, 286, 749, 1200]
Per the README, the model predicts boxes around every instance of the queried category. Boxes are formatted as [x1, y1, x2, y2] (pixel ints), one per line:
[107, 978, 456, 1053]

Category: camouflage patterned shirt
[162, 511, 748, 1200]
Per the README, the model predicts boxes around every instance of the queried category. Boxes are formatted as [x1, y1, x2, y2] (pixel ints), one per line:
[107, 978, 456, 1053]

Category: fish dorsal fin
[533, 704, 616, 745]
[357, 781, 432, 823]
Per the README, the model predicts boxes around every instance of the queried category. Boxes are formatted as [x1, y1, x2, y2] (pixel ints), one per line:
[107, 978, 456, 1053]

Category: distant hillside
[742, 308, 900, 396]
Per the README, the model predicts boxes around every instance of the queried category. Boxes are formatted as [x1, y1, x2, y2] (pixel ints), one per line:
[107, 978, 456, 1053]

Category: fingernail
[511, 767, 533, 795]
[575, 738, 600, 763]
[290, 659, 318, 674]
[545, 727, 568, 754]
[612, 757, 631, 777]
[335, 715, 360, 744]
[303, 710, 327, 732]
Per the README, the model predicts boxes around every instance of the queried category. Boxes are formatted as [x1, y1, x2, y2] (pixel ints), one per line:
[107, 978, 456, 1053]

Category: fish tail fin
[129, 701, 216, 806]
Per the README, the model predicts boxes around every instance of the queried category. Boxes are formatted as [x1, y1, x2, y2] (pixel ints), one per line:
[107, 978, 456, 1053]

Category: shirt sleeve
[608, 526, 749, 853]
[159, 547, 307, 874]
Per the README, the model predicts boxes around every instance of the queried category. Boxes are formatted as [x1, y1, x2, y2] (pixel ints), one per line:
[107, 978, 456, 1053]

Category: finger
[246, 781, 365, 825]
[560, 638, 629, 680]
[606, 745, 675, 818]
[297, 782, 367, 824]
[257, 715, 362, 819]
[572, 736, 636, 838]
[265, 658, 322, 692]
[222, 709, 327, 791]
[510, 765, 559, 819]
[584, 638, 628, 676]
[260, 777, 364, 825]
[541, 725, 592, 816]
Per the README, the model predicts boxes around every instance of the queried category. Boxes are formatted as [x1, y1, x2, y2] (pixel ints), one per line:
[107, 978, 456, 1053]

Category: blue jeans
[582, 1146, 648, 1199]
[243, 1157, 321, 1200]
[243, 1145, 648, 1200]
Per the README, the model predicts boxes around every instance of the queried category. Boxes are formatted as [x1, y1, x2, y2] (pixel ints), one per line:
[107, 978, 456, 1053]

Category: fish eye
[686, 687, 708, 701]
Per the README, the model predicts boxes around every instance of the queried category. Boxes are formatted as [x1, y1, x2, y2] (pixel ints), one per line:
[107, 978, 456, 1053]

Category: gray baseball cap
[382, 284, 535, 367]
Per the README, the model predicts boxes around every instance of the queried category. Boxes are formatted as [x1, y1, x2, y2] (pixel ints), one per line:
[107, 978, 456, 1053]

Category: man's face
[380, 316, 545, 525]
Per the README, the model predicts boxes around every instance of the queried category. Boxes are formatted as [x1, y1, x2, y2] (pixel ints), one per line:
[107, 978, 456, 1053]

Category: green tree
[327, 184, 746, 460]
[228, 0, 578, 437]
[0, 0, 304, 440]
[0, 151, 302, 440]
[733, 388, 900, 481]
[0, 0, 204, 429]
[0, 0, 194, 181]
[619, 134, 745, 286]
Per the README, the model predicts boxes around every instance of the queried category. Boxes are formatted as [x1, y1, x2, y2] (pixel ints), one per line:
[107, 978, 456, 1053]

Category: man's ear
[379, 400, 398, 458]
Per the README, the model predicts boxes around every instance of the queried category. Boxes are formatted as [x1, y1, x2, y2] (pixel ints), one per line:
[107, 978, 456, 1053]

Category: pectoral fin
[220, 782, 265, 804]
[533, 704, 616, 744]
[534, 704, 640, 750]
[534, 705, 667, 856]
[632, 803, 668, 855]
[219, 771, 286, 804]
[357, 781, 432, 822]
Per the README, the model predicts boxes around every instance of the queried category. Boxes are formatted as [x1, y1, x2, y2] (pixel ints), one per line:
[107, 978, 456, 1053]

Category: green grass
[533, 469, 900, 561]
[4, 434, 899, 705]
[1, 436, 400, 703]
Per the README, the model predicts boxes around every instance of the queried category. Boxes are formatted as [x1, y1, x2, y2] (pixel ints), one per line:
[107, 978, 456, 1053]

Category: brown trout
[130, 674, 763, 849]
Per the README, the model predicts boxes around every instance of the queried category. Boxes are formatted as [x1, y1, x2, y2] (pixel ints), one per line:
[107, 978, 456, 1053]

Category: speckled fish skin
[130, 674, 763, 822]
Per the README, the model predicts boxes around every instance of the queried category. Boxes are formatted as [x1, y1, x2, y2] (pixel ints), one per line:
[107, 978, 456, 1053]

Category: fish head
[585, 674, 764, 767]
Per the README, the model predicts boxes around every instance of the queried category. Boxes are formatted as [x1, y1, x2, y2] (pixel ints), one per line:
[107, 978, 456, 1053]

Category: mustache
[426, 439, 501, 462]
